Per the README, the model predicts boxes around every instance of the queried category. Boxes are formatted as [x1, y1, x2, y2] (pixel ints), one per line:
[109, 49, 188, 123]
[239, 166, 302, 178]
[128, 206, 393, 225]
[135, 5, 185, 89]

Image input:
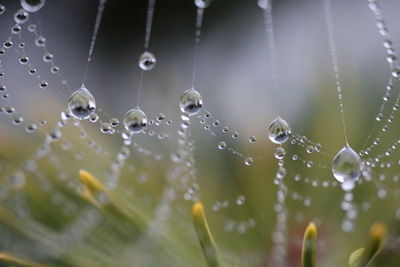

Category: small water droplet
[249, 136, 256, 143]
[244, 157, 254, 166]
[100, 122, 114, 134]
[43, 52, 53, 62]
[11, 24, 21, 34]
[139, 51, 156, 71]
[332, 145, 362, 183]
[19, 55, 29, 64]
[123, 108, 147, 133]
[35, 36, 46, 47]
[267, 117, 291, 144]
[14, 9, 29, 24]
[236, 195, 245, 205]
[20, 0, 46, 13]
[274, 147, 286, 159]
[217, 141, 226, 150]
[0, 5, 5, 15]
[306, 145, 314, 153]
[110, 118, 119, 127]
[179, 88, 203, 116]
[68, 85, 96, 120]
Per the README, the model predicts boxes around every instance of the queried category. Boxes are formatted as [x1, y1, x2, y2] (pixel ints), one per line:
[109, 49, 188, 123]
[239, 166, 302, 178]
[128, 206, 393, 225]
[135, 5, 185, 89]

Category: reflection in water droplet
[244, 157, 254, 166]
[332, 145, 362, 183]
[179, 88, 203, 116]
[139, 51, 156, 71]
[68, 85, 96, 120]
[267, 117, 291, 144]
[14, 9, 29, 24]
[123, 108, 147, 133]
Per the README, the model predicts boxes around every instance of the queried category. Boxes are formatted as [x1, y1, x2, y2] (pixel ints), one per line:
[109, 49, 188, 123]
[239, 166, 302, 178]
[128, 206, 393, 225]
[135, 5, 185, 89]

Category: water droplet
[12, 114, 23, 125]
[43, 52, 53, 62]
[100, 122, 114, 134]
[217, 141, 226, 150]
[89, 113, 99, 123]
[123, 108, 147, 133]
[14, 9, 29, 24]
[27, 23, 36, 32]
[292, 154, 298, 160]
[0, 5, 5, 15]
[25, 122, 37, 133]
[341, 180, 355, 191]
[139, 51, 156, 71]
[274, 147, 286, 159]
[194, 0, 212, 8]
[35, 36, 46, 47]
[110, 118, 119, 127]
[20, 0, 46, 13]
[157, 113, 165, 121]
[249, 136, 256, 143]
[11, 24, 21, 34]
[267, 117, 291, 144]
[306, 145, 314, 153]
[332, 145, 362, 183]
[236, 195, 245, 205]
[68, 85, 96, 120]
[179, 88, 203, 116]
[3, 40, 13, 49]
[19, 55, 29, 64]
[244, 157, 254, 166]
[232, 131, 239, 138]
[48, 128, 61, 141]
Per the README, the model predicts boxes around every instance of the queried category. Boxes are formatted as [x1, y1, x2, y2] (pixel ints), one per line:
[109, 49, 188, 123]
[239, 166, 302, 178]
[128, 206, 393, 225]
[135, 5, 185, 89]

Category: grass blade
[302, 222, 318, 267]
[192, 202, 219, 267]
[348, 222, 387, 267]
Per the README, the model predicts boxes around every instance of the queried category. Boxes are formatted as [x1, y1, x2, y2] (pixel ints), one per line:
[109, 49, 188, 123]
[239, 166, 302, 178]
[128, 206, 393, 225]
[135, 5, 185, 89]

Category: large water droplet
[139, 51, 156, 71]
[123, 108, 147, 133]
[179, 88, 203, 116]
[20, 0, 46, 13]
[68, 85, 96, 120]
[14, 9, 29, 24]
[267, 117, 291, 144]
[332, 145, 362, 183]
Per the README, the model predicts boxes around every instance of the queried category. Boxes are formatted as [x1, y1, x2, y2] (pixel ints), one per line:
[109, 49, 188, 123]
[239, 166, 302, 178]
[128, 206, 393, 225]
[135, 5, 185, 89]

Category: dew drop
[139, 51, 156, 71]
[35, 36, 46, 47]
[89, 113, 99, 123]
[236, 195, 246, 205]
[14, 9, 29, 24]
[43, 52, 53, 62]
[68, 85, 96, 120]
[19, 55, 29, 64]
[249, 136, 256, 143]
[332, 145, 362, 183]
[274, 147, 286, 160]
[217, 141, 226, 150]
[20, 0, 46, 13]
[244, 157, 254, 166]
[100, 122, 114, 134]
[179, 88, 203, 116]
[231, 131, 239, 138]
[109, 118, 119, 127]
[267, 117, 291, 144]
[306, 145, 314, 153]
[194, 0, 212, 8]
[123, 108, 147, 133]
[25, 122, 37, 133]
[12, 24, 22, 34]
[0, 5, 5, 15]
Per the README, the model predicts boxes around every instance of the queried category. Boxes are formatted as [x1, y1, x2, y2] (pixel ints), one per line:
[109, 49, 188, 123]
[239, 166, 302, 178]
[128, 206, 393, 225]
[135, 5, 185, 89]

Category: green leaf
[348, 223, 387, 267]
[192, 202, 220, 267]
[302, 222, 318, 267]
